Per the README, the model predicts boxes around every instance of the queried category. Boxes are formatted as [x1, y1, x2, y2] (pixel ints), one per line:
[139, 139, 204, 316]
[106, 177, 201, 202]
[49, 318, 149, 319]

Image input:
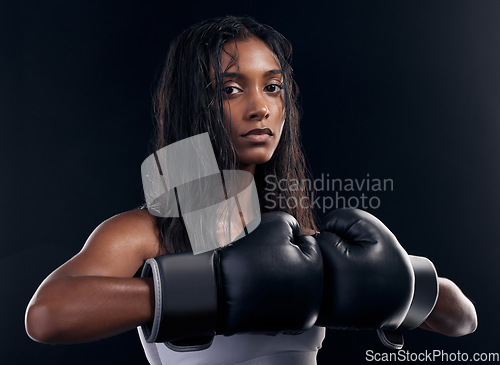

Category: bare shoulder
[53, 208, 163, 278]
[93, 208, 158, 241]
[84, 208, 163, 259]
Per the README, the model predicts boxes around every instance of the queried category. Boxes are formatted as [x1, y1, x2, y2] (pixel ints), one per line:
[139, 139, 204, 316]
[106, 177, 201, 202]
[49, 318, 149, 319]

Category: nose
[246, 89, 269, 121]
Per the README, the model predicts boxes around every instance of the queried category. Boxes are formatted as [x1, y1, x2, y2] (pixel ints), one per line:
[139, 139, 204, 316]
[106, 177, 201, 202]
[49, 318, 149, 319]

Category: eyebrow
[264, 69, 282, 77]
[221, 69, 282, 80]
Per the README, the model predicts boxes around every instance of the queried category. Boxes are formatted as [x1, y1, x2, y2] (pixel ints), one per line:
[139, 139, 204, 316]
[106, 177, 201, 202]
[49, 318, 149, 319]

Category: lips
[242, 128, 273, 137]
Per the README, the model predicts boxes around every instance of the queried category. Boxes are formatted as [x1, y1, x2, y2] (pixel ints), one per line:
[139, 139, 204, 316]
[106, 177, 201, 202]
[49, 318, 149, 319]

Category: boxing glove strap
[377, 255, 439, 350]
[403, 255, 439, 329]
[141, 251, 218, 343]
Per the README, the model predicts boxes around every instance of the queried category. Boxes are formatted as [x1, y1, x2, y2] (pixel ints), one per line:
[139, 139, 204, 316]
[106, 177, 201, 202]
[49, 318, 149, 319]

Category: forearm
[420, 277, 477, 337]
[25, 276, 154, 344]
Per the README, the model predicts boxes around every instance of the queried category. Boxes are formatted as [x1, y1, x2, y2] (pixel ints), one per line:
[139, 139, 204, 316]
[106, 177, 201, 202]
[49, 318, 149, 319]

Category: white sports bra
[138, 326, 326, 365]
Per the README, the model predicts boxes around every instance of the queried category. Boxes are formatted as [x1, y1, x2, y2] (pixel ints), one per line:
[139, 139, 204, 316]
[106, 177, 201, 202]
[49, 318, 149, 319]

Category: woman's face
[216, 37, 285, 174]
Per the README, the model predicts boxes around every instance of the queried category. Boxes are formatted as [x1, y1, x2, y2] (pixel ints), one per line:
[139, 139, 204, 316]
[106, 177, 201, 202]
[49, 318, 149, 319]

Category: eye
[265, 83, 283, 93]
[223, 86, 240, 95]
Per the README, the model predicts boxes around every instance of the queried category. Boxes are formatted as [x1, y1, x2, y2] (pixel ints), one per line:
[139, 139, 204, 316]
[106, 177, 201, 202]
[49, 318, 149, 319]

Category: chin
[236, 143, 279, 168]
[239, 153, 273, 167]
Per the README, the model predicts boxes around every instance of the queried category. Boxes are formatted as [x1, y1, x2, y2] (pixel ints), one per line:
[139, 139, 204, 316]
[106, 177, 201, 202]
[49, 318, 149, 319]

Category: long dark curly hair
[143, 15, 316, 253]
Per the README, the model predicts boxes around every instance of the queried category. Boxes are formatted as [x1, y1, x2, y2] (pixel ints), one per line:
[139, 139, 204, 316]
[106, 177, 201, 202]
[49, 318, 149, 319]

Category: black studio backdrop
[1, 1, 499, 364]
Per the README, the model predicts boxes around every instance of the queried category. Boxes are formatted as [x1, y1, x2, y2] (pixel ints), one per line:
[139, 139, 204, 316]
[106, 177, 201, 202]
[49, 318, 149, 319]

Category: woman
[25, 15, 477, 364]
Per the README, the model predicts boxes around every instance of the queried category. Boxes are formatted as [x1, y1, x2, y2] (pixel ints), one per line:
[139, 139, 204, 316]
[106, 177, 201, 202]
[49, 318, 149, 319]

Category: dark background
[2, 0, 499, 363]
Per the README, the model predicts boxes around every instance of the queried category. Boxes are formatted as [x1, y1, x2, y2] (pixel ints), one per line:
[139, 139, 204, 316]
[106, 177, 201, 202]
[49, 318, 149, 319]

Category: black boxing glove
[315, 208, 438, 349]
[315, 208, 414, 329]
[140, 211, 323, 348]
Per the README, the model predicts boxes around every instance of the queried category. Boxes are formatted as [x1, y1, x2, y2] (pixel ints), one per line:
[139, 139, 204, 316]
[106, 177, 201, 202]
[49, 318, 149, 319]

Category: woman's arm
[419, 277, 478, 337]
[25, 209, 161, 344]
